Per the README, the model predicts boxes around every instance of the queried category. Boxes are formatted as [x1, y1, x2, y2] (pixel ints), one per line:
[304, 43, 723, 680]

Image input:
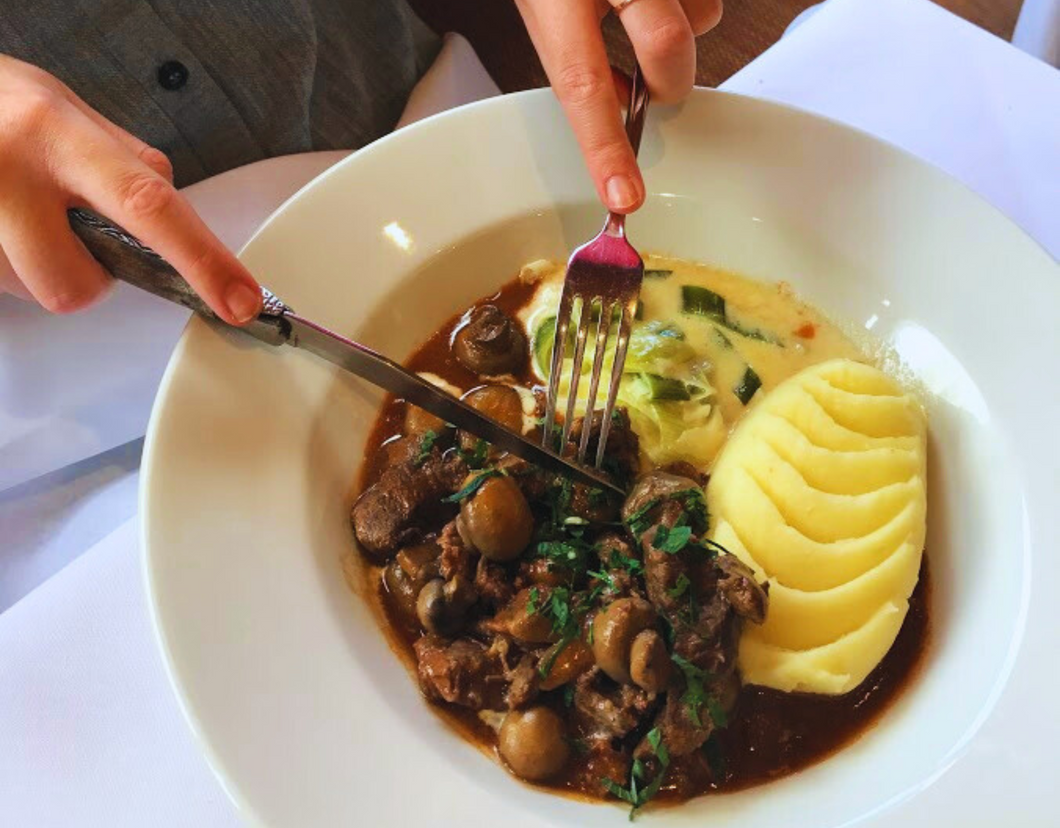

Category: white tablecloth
[1, 1, 1057, 825]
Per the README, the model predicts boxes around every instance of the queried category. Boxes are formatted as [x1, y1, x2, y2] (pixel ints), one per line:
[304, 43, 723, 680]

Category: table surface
[2, 1, 1056, 824]
[407, 0, 1024, 93]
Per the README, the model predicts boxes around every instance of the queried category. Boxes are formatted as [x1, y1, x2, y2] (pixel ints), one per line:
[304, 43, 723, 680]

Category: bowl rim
[140, 87, 1056, 828]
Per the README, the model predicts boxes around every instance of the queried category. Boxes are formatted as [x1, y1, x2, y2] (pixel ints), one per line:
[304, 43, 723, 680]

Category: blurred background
[407, 0, 1025, 91]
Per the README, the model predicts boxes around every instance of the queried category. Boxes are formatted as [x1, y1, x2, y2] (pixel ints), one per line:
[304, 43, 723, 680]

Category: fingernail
[224, 282, 262, 324]
[605, 175, 638, 212]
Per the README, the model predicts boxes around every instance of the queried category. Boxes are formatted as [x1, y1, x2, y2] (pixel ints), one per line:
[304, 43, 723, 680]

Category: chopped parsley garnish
[458, 437, 489, 467]
[587, 569, 618, 592]
[526, 587, 540, 615]
[676, 585, 700, 626]
[602, 727, 670, 819]
[443, 468, 503, 502]
[624, 497, 661, 539]
[671, 654, 726, 728]
[545, 476, 574, 529]
[609, 550, 644, 576]
[530, 586, 599, 677]
[626, 488, 708, 542]
[563, 683, 575, 708]
[413, 430, 439, 465]
[546, 588, 573, 636]
[535, 538, 591, 576]
[667, 573, 691, 598]
[670, 488, 709, 534]
[652, 524, 693, 554]
[705, 695, 729, 728]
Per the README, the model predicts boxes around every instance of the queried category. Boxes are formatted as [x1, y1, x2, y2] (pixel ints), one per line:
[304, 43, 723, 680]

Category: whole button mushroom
[498, 707, 570, 781]
[591, 597, 670, 691]
[452, 305, 528, 375]
[415, 575, 476, 635]
[457, 475, 533, 562]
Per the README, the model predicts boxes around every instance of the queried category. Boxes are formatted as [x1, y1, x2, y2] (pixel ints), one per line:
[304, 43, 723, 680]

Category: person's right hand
[0, 54, 262, 324]
[517, 0, 722, 215]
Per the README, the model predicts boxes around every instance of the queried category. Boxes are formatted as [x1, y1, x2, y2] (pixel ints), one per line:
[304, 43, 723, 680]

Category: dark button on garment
[156, 60, 188, 91]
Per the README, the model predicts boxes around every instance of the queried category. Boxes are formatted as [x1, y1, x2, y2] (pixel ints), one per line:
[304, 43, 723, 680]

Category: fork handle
[625, 64, 649, 157]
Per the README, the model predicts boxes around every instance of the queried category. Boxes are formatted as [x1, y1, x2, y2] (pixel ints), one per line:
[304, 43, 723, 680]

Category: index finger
[58, 122, 261, 325]
[517, 0, 644, 213]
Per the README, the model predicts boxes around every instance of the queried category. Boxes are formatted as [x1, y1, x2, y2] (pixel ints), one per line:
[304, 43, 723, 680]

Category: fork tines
[542, 216, 644, 471]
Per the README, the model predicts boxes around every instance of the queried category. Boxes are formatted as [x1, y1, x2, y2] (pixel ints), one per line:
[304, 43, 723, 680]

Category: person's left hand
[516, 0, 722, 214]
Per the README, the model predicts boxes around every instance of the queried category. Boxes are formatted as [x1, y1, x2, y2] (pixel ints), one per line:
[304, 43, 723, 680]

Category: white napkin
[2, 4, 1058, 826]
[0, 517, 241, 828]
[723, 0, 1060, 258]
[0, 34, 498, 611]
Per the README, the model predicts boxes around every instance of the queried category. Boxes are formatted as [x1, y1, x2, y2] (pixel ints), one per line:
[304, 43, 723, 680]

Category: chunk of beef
[568, 738, 632, 794]
[438, 519, 472, 581]
[572, 668, 657, 739]
[475, 555, 513, 609]
[567, 408, 640, 483]
[568, 481, 621, 523]
[494, 454, 550, 501]
[352, 449, 466, 559]
[414, 635, 507, 710]
[672, 615, 741, 679]
[595, 532, 636, 567]
[657, 460, 707, 486]
[639, 504, 693, 615]
[638, 670, 740, 757]
[379, 435, 418, 468]
[515, 557, 571, 589]
[505, 654, 541, 710]
[714, 553, 769, 624]
[621, 470, 701, 525]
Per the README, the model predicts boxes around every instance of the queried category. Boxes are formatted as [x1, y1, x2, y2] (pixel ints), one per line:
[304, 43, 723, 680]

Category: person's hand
[516, 0, 722, 214]
[0, 55, 262, 324]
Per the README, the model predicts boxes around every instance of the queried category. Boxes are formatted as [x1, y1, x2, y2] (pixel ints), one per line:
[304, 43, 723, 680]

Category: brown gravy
[356, 272, 930, 805]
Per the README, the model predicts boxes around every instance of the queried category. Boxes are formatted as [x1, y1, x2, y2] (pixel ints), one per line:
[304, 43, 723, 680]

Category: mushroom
[458, 384, 525, 458]
[456, 475, 533, 562]
[404, 404, 446, 436]
[498, 707, 570, 781]
[461, 384, 524, 432]
[452, 305, 528, 375]
[481, 587, 557, 644]
[539, 638, 596, 691]
[382, 542, 440, 620]
[415, 574, 476, 635]
[628, 629, 671, 693]
[591, 597, 670, 690]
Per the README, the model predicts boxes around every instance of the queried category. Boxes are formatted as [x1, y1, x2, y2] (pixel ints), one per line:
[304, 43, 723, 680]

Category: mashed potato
[708, 359, 927, 695]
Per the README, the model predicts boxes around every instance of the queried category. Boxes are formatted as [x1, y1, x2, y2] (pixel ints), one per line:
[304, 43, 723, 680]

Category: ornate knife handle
[67, 208, 291, 346]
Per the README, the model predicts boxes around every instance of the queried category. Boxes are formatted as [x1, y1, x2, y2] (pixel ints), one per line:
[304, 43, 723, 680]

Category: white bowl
[142, 89, 1058, 827]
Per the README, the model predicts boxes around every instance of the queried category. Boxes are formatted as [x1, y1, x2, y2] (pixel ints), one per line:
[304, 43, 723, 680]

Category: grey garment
[0, 0, 440, 186]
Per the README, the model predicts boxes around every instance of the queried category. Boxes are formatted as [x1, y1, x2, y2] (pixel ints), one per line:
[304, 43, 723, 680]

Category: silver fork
[542, 65, 649, 470]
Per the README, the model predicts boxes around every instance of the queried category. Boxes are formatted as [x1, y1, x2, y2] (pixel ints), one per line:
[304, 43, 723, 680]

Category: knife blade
[285, 313, 625, 496]
[67, 208, 626, 497]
